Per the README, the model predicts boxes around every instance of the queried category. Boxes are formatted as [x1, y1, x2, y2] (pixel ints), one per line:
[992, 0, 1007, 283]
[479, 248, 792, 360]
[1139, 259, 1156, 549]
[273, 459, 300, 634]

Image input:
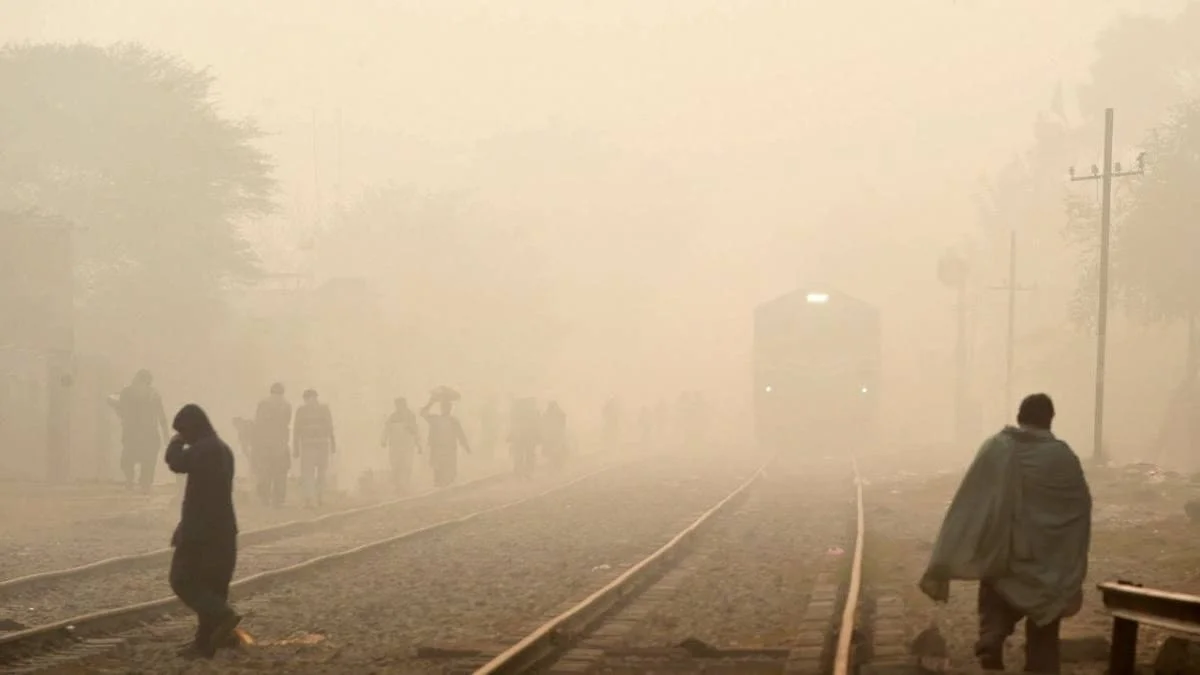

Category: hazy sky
[3, 0, 1189, 438]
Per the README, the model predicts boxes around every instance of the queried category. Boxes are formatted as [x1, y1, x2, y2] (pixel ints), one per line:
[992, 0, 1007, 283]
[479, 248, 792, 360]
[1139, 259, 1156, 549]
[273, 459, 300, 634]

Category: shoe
[207, 612, 242, 652]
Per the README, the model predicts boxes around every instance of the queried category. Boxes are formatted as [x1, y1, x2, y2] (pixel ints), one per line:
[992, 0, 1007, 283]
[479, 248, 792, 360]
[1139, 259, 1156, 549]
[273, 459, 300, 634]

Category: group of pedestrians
[105, 372, 589, 661]
[228, 384, 337, 508]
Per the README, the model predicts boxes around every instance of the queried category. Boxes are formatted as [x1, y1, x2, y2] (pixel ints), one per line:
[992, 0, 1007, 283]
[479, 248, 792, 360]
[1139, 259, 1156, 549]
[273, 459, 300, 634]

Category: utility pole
[1069, 108, 1145, 462]
[988, 230, 1035, 421]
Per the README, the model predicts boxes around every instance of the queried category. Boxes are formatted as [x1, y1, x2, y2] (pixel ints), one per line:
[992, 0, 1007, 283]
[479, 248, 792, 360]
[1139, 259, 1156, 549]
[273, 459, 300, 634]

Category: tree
[1112, 101, 1200, 342]
[0, 43, 275, 356]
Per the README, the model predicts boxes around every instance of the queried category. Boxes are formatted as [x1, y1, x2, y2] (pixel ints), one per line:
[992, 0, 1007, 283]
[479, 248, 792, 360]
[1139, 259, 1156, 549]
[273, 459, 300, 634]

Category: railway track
[0, 456, 631, 673]
[447, 453, 869, 675]
[0, 470, 507, 596]
[22, 452, 762, 674]
[0, 462, 510, 581]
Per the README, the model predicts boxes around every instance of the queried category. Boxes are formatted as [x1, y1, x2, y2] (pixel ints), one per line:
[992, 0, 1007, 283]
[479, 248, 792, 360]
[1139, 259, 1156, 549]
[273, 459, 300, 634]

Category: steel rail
[473, 458, 772, 675]
[0, 470, 511, 594]
[0, 461, 629, 663]
[832, 457, 866, 675]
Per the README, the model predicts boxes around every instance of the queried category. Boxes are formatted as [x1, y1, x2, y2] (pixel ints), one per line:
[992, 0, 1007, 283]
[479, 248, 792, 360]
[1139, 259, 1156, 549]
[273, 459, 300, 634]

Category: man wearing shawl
[919, 393, 1091, 673]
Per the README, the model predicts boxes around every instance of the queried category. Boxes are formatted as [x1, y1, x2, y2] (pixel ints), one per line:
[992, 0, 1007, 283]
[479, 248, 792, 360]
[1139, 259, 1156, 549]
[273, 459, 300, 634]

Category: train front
[753, 289, 880, 454]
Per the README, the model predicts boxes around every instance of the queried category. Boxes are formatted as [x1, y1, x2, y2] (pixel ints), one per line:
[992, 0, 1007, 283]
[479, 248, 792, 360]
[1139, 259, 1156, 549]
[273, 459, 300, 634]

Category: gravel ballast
[617, 454, 855, 649]
[0, 456, 614, 629]
[0, 458, 508, 580]
[864, 450, 1200, 674]
[59, 452, 761, 674]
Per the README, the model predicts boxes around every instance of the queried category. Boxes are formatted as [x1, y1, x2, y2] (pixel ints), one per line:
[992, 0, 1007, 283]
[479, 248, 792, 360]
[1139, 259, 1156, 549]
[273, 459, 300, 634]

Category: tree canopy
[977, 3, 1200, 331]
[0, 42, 275, 351]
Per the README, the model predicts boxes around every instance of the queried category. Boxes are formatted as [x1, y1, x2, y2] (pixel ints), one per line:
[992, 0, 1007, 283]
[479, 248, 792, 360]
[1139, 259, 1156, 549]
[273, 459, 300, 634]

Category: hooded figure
[919, 393, 1091, 674]
[164, 403, 241, 659]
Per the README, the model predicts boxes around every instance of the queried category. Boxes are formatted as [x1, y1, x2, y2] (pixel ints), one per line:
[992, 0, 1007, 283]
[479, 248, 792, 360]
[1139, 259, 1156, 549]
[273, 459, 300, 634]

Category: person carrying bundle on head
[421, 387, 470, 487]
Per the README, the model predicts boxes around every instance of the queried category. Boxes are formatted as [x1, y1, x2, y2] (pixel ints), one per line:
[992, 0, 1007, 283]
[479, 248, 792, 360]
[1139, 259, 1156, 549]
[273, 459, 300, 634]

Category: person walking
[165, 404, 241, 659]
[293, 389, 336, 508]
[109, 369, 170, 492]
[421, 388, 470, 487]
[381, 397, 421, 494]
[253, 383, 292, 507]
[919, 393, 1092, 673]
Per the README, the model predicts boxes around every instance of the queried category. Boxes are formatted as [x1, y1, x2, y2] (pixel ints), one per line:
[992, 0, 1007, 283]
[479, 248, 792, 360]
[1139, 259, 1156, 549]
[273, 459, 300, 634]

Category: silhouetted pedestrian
[253, 383, 292, 507]
[293, 389, 336, 508]
[165, 404, 240, 659]
[381, 397, 421, 494]
[421, 388, 470, 487]
[920, 393, 1091, 673]
[109, 369, 169, 492]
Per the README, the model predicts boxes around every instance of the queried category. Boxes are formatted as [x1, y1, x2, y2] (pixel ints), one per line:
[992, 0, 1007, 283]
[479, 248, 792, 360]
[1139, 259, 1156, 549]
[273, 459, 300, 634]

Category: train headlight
[860, 386, 869, 394]
[806, 292, 830, 304]
[764, 385, 773, 393]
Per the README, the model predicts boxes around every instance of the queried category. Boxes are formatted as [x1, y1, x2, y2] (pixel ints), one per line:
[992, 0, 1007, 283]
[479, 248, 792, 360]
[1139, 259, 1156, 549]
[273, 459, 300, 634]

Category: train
[752, 287, 881, 452]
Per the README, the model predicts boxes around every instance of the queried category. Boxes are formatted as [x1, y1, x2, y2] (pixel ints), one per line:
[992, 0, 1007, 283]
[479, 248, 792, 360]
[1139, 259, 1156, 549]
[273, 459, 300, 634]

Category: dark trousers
[170, 541, 237, 646]
[977, 581, 1061, 673]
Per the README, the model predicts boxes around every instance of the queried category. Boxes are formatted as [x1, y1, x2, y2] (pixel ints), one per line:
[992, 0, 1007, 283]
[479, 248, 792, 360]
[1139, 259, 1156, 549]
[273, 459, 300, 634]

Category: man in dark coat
[253, 383, 292, 507]
[109, 369, 170, 492]
[165, 404, 241, 659]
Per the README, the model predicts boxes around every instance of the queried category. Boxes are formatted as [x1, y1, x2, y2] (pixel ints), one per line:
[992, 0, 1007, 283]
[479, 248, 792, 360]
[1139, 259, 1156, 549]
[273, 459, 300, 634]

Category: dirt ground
[866, 453, 1200, 674]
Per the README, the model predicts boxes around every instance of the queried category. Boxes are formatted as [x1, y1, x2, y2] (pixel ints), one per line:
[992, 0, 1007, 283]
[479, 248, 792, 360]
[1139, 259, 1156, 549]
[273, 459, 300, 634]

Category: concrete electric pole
[1068, 108, 1146, 463]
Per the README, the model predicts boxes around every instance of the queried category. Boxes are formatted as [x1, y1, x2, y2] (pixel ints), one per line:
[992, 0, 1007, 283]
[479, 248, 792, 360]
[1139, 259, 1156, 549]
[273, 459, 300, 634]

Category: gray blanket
[918, 426, 1092, 626]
